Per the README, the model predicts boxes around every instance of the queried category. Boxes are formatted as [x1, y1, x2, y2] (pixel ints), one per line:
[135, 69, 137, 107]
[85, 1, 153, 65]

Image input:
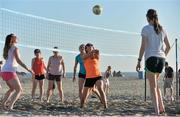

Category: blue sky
[0, 0, 179, 72]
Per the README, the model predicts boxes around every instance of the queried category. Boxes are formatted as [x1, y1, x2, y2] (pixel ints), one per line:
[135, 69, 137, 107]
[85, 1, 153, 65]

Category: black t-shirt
[165, 67, 174, 78]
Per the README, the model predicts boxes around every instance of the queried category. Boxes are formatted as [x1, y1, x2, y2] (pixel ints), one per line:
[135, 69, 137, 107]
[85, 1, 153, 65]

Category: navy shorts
[78, 73, 86, 79]
[145, 56, 165, 73]
[48, 74, 61, 81]
[35, 74, 45, 80]
[84, 76, 103, 87]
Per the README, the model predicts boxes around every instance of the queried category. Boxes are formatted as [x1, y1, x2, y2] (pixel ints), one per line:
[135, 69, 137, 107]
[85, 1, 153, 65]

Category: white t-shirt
[141, 24, 167, 60]
[1, 46, 18, 72]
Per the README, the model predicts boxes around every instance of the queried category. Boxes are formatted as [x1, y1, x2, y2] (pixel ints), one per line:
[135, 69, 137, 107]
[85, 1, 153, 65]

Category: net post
[175, 38, 179, 100]
[144, 70, 147, 102]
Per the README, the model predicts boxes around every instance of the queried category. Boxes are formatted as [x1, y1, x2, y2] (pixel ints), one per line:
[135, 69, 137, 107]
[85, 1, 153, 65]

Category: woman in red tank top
[31, 49, 46, 101]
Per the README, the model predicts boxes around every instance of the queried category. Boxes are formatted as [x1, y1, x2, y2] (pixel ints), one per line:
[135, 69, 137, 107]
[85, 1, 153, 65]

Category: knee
[9, 88, 15, 92]
[47, 88, 52, 92]
[15, 87, 22, 93]
[58, 88, 63, 92]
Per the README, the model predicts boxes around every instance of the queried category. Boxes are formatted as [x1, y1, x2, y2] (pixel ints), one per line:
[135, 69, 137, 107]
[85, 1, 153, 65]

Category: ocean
[19, 72, 143, 79]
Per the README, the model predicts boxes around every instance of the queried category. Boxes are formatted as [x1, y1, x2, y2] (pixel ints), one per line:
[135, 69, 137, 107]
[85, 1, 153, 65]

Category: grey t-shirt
[141, 24, 167, 60]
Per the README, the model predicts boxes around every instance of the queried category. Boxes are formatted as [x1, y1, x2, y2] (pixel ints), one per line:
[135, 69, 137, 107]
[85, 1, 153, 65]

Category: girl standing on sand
[0, 34, 32, 110]
[136, 9, 170, 115]
[103, 66, 112, 95]
[31, 49, 46, 101]
[80, 43, 107, 108]
[46, 47, 66, 103]
[73, 44, 86, 101]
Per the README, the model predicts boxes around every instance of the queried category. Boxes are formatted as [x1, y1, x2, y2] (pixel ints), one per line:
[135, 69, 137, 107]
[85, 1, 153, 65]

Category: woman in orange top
[31, 49, 46, 101]
[80, 43, 107, 108]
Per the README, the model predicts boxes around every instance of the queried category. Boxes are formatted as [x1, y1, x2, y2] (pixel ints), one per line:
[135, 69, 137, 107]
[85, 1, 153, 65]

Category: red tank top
[32, 58, 46, 75]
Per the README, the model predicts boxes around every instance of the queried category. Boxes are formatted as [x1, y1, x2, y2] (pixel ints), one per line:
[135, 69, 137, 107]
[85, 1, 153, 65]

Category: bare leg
[95, 80, 107, 108]
[31, 79, 37, 100]
[46, 80, 54, 103]
[170, 87, 174, 102]
[92, 86, 103, 103]
[147, 72, 159, 115]
[8, 77, 22, 110]
[157, 74, 165, 112]
[106, 79, 110, 95]
[103, 80, 107, 94]
[78, 78, 85, 101]
[57, 80, 64, 102]
[2, 81, 15, 109]
[80, 87, 91, 108]
[163, 80, 166, 98]
[39, 79, 44, 101]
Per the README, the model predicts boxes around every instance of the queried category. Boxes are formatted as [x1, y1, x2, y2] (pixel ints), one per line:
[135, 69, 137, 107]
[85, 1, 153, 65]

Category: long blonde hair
[3, 34, 15, 60]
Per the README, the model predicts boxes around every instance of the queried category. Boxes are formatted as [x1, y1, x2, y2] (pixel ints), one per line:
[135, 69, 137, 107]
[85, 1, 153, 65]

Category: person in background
[0, 61, 3, 90]
[73, 44, 86, 101]
[178, 69, 180, 96]
[0, 61, 3, 71]
[163, 62, 174, 102]
[31, 49, 46, 102]
[103, 66, 112, 95]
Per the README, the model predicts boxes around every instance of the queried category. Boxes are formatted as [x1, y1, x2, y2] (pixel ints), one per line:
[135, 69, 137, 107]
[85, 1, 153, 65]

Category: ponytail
[146, 9, 162, 34]
[3, 34, 14, 59]
[153, 15, 162, 34]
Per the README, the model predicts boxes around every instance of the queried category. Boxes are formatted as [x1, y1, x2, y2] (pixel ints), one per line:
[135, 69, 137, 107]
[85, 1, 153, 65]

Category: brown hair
[146, 9, 162, 34]
[3, 34, 15, 60]
[85, 43, 94, 53]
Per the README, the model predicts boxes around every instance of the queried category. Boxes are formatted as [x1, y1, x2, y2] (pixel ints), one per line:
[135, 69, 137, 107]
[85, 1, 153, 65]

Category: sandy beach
[0, 76, 177, 116]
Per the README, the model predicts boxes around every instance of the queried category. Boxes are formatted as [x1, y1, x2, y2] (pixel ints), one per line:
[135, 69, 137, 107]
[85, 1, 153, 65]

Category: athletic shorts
[48, 74, 61, 81]
[164, 78, 173, 88]
[0, 72, 17, 81]
[84, 76, 103, 87]
[145, 56, 165, 73]
[78, 73, 86, 79]
[35, 74, 45, 80]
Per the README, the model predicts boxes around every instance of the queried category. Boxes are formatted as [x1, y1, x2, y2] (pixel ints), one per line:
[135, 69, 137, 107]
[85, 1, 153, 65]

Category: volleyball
[92, 5, 102, 15]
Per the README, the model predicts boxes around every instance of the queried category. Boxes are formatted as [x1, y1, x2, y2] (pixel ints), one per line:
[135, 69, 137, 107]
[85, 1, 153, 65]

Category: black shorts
[145, 56, 165, 73]
[84, 76, 103, 87]
[48, 74, 61, 81]
[35, 74, 45, 80]
[78, 73, 86, 79]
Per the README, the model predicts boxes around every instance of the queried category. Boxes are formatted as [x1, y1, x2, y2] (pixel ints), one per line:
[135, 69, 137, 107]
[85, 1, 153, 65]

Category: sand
[0, 76, 177, 116]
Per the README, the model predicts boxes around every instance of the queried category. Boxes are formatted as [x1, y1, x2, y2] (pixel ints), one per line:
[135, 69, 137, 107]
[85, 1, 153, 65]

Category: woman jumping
[1, 34, 32, 110]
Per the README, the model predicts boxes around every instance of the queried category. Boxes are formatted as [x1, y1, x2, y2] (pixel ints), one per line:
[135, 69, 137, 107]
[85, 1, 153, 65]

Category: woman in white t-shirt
[0, 34, 32, 110]
[136, 9, 170, 115]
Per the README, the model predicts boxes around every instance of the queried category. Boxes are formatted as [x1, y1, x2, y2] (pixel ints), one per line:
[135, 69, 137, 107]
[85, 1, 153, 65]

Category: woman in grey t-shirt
[136, 9, 170, 115]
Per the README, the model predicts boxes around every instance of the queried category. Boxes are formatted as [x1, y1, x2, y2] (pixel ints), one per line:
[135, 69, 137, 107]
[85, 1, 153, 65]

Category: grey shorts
[164, 78, 173, 88]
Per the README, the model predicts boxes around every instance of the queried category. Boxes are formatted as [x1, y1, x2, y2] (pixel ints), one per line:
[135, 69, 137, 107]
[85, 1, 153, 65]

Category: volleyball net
[0, 8, 160, 100]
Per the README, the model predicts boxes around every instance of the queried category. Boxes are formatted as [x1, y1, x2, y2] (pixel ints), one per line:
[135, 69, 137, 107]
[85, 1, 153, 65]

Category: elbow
[16, 59, 22, 65]
[167, 45, 171, 51]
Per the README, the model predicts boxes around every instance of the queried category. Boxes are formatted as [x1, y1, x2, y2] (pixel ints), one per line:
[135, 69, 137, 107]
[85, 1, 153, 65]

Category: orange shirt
[84, 57, 101, 78]
[32, 58, 46, 75]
